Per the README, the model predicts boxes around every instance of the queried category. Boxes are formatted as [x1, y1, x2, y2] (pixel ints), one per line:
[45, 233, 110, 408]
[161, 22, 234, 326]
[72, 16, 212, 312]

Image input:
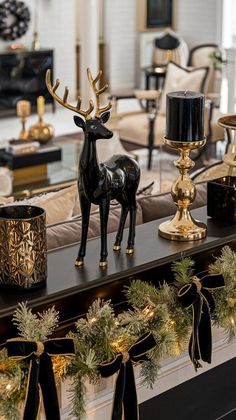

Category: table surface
[0, 206, 236, 343]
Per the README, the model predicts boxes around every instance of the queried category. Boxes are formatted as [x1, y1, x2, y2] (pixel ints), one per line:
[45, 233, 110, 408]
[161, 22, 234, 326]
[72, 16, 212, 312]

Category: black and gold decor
[0, 247, 236, 419]
[159, 91, 207, 241]
[0, 205, 47, 290]
[46, 68, 140, 268]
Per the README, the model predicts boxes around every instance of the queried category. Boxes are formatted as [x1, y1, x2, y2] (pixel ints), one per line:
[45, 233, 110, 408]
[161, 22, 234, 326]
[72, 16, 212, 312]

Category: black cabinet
[0, 49, 54, 115]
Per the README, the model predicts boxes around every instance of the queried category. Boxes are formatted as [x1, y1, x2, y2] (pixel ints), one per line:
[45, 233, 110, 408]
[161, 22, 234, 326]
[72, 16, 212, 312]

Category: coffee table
[0, 134, 80, 197]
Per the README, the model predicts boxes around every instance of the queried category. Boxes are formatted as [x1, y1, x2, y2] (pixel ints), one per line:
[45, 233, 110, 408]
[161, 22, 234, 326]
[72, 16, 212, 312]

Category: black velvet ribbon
[178, 273, 224, 371]
[6, 337, 75, 420]
[98, 332, 156, 420]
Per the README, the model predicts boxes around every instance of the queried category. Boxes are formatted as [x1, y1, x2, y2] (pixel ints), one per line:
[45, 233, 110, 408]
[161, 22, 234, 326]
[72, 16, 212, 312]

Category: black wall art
[147, 0, 172, 28]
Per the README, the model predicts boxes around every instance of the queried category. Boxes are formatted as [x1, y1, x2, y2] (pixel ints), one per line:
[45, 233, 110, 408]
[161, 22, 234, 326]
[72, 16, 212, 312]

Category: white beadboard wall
[176, 0, 222, 48]
[0, 0, 76, 98]
[104, 0, 137, 94]
[104, 0, 222, 92]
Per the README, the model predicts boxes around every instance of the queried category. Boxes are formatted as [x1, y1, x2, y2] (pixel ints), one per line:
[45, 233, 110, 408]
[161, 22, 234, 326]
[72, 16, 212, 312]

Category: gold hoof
[75, 260, 84, 268]
[99, 260, 108, 268]
[126, 248, 134, 255]
[113, 245, 121, 251]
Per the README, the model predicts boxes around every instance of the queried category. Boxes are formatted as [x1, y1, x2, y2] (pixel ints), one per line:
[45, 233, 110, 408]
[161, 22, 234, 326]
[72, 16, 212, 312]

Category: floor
[0, 100, 224, 195]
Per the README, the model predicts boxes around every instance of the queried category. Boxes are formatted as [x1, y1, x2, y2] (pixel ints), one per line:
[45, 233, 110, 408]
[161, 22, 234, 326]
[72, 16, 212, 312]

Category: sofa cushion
[159, 62, 209, 115]
[47, 202, 143, 250]
[138, 182, 207, 223]
[13, 185, 77, 225]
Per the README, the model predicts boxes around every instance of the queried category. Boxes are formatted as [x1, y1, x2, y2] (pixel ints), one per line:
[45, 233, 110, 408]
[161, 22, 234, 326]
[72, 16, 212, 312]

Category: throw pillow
[159, 62, 209, 115]
[13, 184, 77, 225]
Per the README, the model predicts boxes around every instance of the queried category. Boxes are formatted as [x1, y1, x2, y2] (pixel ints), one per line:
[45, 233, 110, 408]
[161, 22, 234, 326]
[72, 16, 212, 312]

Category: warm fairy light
[90, 317, 97, 324]
[6, 383, 12, 391]
[170, 320, 175, 326]
[230, 317, 235, 326]
[143, 307, 155, 319]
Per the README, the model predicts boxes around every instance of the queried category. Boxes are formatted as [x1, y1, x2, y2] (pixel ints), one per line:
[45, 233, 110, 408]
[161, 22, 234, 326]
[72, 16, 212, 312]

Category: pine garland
[0, 246, 236, 419]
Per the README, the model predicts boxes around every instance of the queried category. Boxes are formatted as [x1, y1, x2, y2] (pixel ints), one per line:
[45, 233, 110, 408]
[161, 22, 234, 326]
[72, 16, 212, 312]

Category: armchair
[117, 61, 220, 170]
[188, 43, 224, 106]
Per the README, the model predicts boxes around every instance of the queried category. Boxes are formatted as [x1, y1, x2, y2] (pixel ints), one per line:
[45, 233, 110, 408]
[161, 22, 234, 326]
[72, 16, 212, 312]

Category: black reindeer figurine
[46, 68, 140, 267]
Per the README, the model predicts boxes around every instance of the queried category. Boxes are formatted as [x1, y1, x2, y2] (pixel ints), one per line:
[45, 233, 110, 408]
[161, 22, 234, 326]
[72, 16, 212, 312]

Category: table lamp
[154, 32, 180, 64]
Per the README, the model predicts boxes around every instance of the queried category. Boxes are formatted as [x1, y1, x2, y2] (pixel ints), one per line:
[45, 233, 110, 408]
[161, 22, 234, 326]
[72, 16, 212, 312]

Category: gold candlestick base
[159, 138, 207, 241]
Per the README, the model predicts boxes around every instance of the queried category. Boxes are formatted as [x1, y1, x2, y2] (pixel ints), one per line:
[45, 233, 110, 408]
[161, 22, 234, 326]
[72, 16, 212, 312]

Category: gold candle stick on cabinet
[16, 100, 31, 141]
[29, 96, 54, 144]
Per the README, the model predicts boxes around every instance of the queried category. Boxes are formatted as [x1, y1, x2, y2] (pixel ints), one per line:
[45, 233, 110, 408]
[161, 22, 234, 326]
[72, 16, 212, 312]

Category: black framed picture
[146, 0, 172, 28]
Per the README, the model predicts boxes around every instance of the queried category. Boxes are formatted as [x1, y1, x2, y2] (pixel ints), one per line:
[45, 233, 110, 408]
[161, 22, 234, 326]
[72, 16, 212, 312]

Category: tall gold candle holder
[16, 100, 31, 140]
[29, 96, 54, 144]
[218, 115, 236, 175]
[158, 137, 207, 241]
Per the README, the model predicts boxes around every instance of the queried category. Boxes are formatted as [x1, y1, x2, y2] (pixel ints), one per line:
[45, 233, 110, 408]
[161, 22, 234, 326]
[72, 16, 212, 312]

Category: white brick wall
[104, 0, 137, 93]
[176, 0, 221, 49]
[0, 0, 76, 98]
[104, 0, 222, 91]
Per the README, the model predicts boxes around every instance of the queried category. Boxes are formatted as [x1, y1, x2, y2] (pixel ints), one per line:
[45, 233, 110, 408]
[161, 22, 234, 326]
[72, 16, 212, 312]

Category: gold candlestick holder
[29, 96, 54, 144]
[159, 137, 207, 241]
[218, 115, 236, 176]
[16, 100, 31, 141]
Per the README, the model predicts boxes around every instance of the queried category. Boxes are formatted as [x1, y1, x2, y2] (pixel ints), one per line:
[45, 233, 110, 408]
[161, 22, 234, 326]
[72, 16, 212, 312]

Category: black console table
[0, 49, 54, 115]
[0, 206, 236, 342]
[0, 207, 236, 419]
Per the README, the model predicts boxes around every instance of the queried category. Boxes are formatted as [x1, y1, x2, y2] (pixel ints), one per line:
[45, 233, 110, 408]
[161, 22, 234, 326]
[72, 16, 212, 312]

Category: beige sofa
[45, 183, 207, 250]
[0, 182, 207, 250]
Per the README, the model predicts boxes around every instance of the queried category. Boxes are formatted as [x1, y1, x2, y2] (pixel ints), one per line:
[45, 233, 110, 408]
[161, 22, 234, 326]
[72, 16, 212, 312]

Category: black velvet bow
[6, 338, 75, 420]
[178, 273, 224, 371]
[98, 332, 156, 420]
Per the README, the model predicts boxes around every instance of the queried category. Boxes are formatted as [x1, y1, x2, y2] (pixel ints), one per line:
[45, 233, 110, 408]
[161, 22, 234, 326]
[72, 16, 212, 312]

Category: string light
[89, 317, 97, 324]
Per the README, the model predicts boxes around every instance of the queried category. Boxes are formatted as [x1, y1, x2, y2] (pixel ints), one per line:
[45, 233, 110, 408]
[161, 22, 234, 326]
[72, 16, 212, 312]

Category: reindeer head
[46, 68, 113, 141]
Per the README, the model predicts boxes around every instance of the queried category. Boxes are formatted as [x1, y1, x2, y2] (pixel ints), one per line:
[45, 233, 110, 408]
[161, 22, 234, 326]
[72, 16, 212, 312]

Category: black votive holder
[207, 176, 236, 223]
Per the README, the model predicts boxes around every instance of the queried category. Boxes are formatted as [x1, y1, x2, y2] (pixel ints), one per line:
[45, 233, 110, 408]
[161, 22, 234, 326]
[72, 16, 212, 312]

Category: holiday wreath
[0, 246, 236, 419]
[0, 0, 30, 41]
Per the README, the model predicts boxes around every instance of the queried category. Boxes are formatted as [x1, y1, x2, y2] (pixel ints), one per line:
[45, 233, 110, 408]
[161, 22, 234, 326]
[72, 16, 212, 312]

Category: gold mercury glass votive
[0, 205, 47, 290]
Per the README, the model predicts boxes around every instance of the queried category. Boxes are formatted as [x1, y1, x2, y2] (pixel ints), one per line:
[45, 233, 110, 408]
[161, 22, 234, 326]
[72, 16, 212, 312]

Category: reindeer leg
[99, 198, 110, 268]
[113, 194, 129, 251]
[126, 192, 137, 255]
[75, 193, 91, 267]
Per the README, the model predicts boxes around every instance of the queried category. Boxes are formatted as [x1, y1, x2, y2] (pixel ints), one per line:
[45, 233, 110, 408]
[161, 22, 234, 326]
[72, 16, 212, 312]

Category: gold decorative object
[29, 96, 54, 144]
[159, 138, 207, 241]
[218, 115, 236, 176]
[0, 205, 47, 290]
[16, 100, 31, 140]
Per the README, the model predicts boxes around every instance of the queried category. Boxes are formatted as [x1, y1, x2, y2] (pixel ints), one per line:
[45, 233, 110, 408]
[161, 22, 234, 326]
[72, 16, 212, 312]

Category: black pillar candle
[166, 91, 205, 141]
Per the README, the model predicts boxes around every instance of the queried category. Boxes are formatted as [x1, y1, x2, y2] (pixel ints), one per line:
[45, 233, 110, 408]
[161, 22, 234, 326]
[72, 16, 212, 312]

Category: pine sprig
[209, 246, 236, 340]
[172, 257, 195, 287]
[12, 302, 59, 341]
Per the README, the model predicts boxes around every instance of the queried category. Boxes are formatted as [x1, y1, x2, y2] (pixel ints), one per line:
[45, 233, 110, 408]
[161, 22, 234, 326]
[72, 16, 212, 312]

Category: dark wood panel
[140, 357, 236, 420]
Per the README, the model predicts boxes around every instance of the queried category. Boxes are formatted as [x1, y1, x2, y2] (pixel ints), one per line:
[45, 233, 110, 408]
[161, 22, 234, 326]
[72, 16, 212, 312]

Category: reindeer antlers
[87, 69, 112, 118]
[46, 68, 111, 119]
[45, 69, 94, 120]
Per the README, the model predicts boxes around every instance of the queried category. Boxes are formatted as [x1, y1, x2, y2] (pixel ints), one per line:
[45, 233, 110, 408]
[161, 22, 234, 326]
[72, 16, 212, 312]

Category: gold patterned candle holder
[159, 138, 207, 241]
[0, 205, 47, 290]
